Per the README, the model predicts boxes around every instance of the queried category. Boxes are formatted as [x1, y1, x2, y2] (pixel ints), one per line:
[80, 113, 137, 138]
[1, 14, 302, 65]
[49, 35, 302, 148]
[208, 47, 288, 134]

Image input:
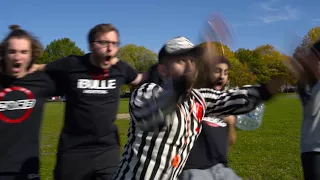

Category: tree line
[36, 27, 320, 93]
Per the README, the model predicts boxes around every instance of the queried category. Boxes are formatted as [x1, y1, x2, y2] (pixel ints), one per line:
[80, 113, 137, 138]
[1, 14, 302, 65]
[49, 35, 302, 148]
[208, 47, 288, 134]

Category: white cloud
[233, 1, 300, 28]
[312, 18, 320, 22]
[233, 21, 260, 28]
[259, 4, 299, 24]
[311, 18, 320, 25]
[259, 0, 279, 11]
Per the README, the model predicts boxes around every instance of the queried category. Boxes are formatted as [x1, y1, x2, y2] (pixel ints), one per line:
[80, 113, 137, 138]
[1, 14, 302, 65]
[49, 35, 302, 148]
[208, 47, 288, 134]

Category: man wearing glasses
[33, 24, 146, 180]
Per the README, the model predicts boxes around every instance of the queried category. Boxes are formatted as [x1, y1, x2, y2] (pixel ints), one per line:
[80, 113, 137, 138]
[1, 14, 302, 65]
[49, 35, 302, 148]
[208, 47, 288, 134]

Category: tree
[235, 47, 270, 83]
[36, 50, 49, 64]
[117, 44, 157, 93]
[41, 38, 85, 63]
[117, 44, 157, 72]
[198, 42, 235, 59]
[235, 45, 289, 84]
[234, 48, 258, 65]
[307, 27, 320, 44]
[228, 57, 257, 87]
[293, 27, 320, 62]
[211, 42, 235, 59]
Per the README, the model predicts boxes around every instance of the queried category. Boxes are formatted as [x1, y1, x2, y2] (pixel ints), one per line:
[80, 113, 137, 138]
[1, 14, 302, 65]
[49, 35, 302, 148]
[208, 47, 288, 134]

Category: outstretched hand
[282, 52, 320, 85]
[28, 64, 46, 74]
[281, 33, 320, 85]
[282, 57, 306, 84]
[299, 47, 320, 83]
[265, 76, 286, 95]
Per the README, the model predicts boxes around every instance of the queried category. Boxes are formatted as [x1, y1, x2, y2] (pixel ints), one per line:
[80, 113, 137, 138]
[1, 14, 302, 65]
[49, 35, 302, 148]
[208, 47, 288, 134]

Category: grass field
[40, 95, 304, 180]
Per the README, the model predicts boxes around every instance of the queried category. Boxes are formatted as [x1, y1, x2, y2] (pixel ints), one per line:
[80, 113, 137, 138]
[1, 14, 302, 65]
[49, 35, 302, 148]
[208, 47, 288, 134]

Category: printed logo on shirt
[27, 173, 39, 179]
[0, 86, 36, 124]
[202, 116, 227, 127]
[77, 79, 117, 94]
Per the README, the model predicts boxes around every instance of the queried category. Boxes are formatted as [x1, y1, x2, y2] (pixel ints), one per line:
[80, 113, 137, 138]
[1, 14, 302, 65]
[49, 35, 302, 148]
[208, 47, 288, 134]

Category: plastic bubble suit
[236, 103, 265, 131]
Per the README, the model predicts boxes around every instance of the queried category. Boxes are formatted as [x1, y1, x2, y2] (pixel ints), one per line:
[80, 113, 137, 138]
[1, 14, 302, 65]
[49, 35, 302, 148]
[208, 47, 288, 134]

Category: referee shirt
[113, 82, 271, 180]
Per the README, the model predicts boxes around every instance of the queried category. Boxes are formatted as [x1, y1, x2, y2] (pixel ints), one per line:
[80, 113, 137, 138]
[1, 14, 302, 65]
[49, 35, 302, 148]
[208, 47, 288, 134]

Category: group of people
[0, 14, 319, 180]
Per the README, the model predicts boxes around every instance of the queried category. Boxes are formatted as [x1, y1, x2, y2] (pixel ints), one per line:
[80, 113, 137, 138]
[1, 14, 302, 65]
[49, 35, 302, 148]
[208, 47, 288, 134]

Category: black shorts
[301, 152, 320, 180]
[54, 146, 120, 180]
[0, 156, 40, 180]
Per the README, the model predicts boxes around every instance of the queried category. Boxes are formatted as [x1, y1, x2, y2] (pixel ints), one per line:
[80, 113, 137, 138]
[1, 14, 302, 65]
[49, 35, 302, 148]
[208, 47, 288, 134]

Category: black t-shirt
[0, 72, 57, 172]
[184, 116, 229, 170]
[45, 53, 138, 151]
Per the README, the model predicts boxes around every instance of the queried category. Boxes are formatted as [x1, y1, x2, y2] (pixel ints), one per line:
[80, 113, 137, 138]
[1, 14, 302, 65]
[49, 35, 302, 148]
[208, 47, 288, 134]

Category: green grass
[40, 95, 304, 180]
[118, 98, 129, 114]
[228, 95, 303, 180]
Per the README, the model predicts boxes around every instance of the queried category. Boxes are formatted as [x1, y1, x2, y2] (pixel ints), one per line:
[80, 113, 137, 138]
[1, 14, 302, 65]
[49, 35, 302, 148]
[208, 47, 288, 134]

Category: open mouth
[12, 63, 22, 72]
[214, 81, 224, 90]
[13, 63, 21, 68]
[103, 56, 112, 66]
[105, 56, 111, 61]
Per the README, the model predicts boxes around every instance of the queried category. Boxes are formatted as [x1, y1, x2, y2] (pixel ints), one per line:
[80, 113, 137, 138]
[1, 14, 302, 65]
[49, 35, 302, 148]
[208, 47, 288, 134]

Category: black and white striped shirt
[113, 83, 270, 180]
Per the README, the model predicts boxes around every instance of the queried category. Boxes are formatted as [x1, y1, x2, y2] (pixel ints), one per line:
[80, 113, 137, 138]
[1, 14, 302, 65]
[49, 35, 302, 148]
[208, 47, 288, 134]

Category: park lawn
[117, 98, 129, 114]
[40, 95, 303, 180]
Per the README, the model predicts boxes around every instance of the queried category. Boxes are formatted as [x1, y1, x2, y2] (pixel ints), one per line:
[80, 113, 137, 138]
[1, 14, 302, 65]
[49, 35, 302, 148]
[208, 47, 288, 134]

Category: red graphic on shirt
[205, 121, 220, 127]
[194, 101, 204, 122]
[203, 117, 227, 128]
[0, 86, 35, 124]
[91, 70, 109, 80]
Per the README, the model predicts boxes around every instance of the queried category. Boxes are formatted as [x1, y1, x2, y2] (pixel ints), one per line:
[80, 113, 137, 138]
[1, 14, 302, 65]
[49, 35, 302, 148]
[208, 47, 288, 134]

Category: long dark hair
[0, 25, 43, 73]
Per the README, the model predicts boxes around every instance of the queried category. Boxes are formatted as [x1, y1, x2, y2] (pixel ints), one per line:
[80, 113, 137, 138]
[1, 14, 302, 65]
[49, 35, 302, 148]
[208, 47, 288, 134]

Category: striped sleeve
[197, 84, 272, 116]
[129, 82, 177, 132]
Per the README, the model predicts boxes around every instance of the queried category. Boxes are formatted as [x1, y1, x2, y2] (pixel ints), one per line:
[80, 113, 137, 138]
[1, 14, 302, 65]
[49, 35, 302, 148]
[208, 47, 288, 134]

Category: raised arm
[44, 57, 72, 96]
[198, 84, 273, 117]
[129, 82, 178, 131]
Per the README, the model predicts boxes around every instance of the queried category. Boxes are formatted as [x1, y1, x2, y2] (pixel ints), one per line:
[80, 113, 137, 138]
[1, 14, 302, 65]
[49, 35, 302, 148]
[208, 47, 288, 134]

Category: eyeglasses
[94, 40, 120, 47]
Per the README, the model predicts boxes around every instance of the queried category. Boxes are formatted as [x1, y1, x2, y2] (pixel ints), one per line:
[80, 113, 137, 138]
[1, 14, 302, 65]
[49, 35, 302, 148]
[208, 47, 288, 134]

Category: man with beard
[31, 24, 147, 180]
[180, 56, 240, 180]
[113, 36, 282, 180]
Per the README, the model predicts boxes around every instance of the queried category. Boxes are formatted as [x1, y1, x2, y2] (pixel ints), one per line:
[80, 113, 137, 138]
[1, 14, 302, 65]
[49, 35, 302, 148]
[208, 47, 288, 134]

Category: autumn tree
[235, 48, 270, 83]
[117, 44, 157, 73]
[307, 27, 320, 44]
[38, 38, 85, 64]
[228, 57, 257, 87]
[293, 27, 320, 62]
[117, 44, 157, 93]
[235, 45, 290, 85]
[211, 42, 235, 59]
[255, 45, 288, 75]
[234, 48, 258, 65]
[198, 41, 235, 59]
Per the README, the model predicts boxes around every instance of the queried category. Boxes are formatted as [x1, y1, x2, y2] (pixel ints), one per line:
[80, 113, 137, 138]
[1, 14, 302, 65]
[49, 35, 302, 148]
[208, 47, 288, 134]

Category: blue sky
[1, 0, 319, 55]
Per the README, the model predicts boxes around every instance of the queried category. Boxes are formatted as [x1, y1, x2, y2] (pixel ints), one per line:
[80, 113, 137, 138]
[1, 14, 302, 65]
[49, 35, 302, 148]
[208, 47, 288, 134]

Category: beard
[172, 74, 195, 99]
